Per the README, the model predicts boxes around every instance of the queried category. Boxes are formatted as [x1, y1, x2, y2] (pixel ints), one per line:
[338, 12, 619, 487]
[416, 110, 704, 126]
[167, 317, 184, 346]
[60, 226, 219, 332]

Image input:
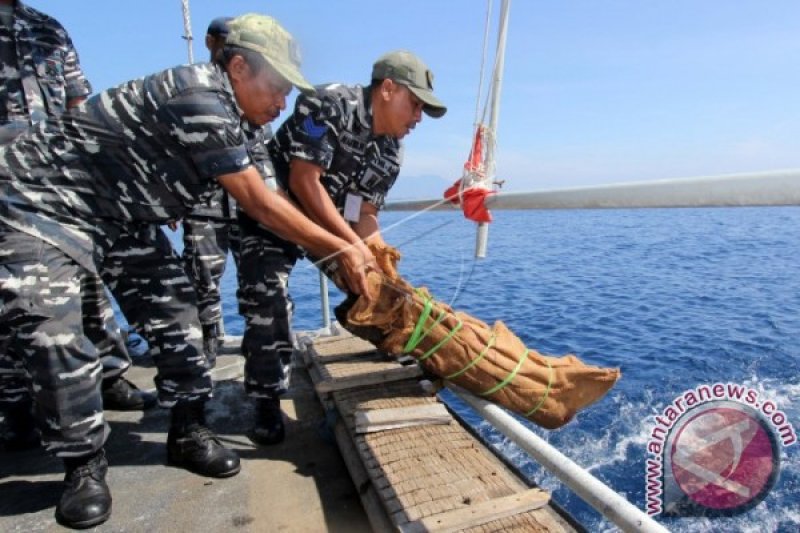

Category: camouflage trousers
[0, 230, 109, 457]
[181, 217, 240, 328]
[0, 123, 131, 407]
[82, 275, 131, 380]
[0, 224, 211, 457]
[237, 219, 299, 399]
[0, 254, 131, 407]
[101, 225, 211, 407]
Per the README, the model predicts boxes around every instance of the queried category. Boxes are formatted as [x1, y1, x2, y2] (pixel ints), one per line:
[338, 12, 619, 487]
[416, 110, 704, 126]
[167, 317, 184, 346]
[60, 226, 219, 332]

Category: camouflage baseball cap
[225, 13, 313, 93]
[372, 50, 447, 118]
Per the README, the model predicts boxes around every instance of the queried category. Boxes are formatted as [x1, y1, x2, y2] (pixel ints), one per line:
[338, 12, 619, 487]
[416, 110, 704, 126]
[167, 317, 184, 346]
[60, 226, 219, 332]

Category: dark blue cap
[207, 17, 233, 37]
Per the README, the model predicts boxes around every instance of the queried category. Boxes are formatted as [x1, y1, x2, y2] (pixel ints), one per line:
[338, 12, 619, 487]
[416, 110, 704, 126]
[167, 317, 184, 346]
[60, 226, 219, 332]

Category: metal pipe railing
[446, 383, 670, 533]
[318, 270, 331, 332]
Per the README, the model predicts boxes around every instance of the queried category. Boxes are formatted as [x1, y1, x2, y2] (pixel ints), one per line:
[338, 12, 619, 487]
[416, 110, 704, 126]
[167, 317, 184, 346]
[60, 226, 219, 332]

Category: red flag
[443, 125, 494, 223]
[464, 125, 484, 173]
[461, 187, 494, 223]
[443, 180, 494, 223]
[444, 179, 462, 205]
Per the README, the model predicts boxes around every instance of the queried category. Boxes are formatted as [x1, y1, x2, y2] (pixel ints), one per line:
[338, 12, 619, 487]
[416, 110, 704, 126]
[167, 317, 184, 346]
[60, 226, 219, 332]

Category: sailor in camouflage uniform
[0, 0, 155, 454]
[0, 14, 370, 528]
[178, 17, 258, 366]
[179, 17, 240, 367]
[0, 0, 88, 142]
[238, 50, 446, 445]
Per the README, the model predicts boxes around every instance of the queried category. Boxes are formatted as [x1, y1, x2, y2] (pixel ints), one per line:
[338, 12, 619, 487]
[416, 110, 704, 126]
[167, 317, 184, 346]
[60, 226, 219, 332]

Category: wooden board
[399, 488, 551, 533]
[355, 403, 452, 433]
[315, 364, 423, 393]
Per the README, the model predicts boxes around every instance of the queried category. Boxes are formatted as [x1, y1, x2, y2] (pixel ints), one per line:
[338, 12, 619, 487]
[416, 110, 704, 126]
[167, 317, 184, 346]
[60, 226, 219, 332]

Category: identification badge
[343, 193, 362, 222]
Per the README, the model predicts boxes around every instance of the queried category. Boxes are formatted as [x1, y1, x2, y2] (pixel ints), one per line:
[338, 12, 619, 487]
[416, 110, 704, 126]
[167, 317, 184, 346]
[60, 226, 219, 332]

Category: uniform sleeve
[157, 91, 252, 180]
[281, 92, 342, 170]
[61, 33, 92, 100]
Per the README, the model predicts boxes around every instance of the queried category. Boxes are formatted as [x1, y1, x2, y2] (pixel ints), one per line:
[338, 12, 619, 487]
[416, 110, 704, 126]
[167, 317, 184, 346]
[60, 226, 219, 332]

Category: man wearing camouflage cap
[238, 50, 446, 446]
[0, 13, 371, 528]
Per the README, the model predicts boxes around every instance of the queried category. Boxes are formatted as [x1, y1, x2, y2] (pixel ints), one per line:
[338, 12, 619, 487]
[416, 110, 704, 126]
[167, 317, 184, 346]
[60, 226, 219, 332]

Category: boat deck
[0, 330, 578, 532]
[303, 331, 577, 533]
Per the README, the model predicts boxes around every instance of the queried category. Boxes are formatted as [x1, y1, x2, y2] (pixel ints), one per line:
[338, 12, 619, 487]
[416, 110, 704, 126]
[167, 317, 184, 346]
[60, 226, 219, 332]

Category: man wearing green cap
[0, 13, 371, 528]
[238, 50, 446, 446]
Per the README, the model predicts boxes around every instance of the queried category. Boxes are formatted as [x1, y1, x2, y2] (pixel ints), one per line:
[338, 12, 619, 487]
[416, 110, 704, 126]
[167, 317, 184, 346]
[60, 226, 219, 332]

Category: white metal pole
[180, 0, 194, 64]
[475, 0, 511, 258]
[446, 384, 670, 533]
[319, 271, 331, 332]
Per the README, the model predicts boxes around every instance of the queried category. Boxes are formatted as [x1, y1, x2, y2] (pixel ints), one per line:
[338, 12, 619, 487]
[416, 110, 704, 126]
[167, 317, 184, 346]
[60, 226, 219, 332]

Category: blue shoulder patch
[303, 116, 327, 139]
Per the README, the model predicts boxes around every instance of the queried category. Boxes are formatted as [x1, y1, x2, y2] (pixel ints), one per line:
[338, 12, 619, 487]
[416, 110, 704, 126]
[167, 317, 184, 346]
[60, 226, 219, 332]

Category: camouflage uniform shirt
[0, 62, 265, 273]
[268, 83, 403, 212]
[189, 124, 273, 221]
[0, 1, 91, 127]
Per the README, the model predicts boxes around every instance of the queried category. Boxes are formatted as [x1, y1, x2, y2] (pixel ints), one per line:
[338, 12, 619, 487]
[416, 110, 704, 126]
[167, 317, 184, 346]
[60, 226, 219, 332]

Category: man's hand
[354, 240, 381, 274]
[337, 246, 374, 301]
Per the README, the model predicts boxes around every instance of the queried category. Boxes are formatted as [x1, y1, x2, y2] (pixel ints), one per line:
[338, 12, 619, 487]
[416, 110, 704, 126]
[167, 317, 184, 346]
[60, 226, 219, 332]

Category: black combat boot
[250, 397, 285, 446]
[101, 376, 158, 411]
[56, 448, 112, 529]
[201, 323, 219, 368]
[0, 400, 40, 451]
[167, 400, 240, 477]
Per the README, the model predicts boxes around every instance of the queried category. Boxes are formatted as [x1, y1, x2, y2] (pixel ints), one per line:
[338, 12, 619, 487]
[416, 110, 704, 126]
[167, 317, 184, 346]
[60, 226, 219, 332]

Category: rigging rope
[474, 0, 494, 129]
[180, 0, 194, 64]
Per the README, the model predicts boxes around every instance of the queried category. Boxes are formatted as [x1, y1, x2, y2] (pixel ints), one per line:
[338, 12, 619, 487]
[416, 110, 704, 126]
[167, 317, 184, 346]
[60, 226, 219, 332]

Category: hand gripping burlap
[335, 244, 621, 429]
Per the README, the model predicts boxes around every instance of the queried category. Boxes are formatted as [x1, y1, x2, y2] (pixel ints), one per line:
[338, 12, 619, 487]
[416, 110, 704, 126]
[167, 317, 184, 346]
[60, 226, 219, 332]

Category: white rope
[474, 0, 493, 128]
[180, 0, 194, 64]
[457, 0, 495, 201]
[481, 0, 510, 186]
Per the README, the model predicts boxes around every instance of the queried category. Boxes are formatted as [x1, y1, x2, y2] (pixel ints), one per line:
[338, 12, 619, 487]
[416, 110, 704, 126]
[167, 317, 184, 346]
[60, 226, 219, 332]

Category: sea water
[172, 207, 799, 532]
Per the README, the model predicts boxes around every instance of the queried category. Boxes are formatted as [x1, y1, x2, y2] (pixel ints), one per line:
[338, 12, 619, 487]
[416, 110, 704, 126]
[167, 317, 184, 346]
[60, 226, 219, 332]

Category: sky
[30, 0, 800, 200]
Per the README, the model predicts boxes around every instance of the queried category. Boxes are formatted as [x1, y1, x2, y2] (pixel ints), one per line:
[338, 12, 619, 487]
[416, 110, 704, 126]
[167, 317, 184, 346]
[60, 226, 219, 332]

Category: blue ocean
[176, 207, 799, 532]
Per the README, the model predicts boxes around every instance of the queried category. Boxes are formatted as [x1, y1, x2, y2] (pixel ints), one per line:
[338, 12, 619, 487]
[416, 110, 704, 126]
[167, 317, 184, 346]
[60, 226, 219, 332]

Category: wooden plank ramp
[301, 330, 579, 533]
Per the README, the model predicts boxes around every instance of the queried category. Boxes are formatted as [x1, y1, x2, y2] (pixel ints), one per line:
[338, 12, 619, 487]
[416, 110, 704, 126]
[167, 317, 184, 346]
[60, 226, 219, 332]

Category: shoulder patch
[303, 116, 327, 140]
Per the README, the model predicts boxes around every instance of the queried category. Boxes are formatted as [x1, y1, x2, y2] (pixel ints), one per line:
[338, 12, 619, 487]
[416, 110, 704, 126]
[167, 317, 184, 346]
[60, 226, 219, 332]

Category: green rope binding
[418, 318, 462, 362]
[403, 292, 433, 353]
[403, 291, 553, 416]
[525, 358, 554, 417]
[445, 329, 497, 380]
[480, 349, 530, 397]
[403, 291, 462, 362]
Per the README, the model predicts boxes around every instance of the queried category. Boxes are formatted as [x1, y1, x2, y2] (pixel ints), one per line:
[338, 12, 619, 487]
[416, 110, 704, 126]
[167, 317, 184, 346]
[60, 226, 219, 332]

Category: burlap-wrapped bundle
[335, 244, 621, 429]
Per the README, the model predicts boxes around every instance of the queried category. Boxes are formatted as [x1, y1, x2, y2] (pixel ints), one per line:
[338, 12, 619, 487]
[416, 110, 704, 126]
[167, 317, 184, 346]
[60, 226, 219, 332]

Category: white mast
[180, 0, 194, 64]
[475, 0, 511, 258]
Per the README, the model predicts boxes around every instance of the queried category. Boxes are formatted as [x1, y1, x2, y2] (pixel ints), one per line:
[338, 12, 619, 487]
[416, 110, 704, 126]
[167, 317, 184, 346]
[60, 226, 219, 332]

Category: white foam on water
[741, 374, 800, 415]
[666, 502, 800, 533]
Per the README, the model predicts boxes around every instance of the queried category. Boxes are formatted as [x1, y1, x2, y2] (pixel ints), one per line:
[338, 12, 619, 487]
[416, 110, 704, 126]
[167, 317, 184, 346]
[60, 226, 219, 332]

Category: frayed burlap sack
[335, 243, 621, 429]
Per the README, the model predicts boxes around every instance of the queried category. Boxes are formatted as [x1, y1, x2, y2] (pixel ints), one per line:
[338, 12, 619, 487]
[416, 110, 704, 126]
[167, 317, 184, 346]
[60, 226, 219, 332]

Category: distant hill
[386, 173, 454, 202]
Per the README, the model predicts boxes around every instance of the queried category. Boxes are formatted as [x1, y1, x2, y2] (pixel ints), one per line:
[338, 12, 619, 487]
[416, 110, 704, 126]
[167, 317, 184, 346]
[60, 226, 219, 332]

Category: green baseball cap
[372, 50, 447, 118]
[225, 13, 313, 93]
